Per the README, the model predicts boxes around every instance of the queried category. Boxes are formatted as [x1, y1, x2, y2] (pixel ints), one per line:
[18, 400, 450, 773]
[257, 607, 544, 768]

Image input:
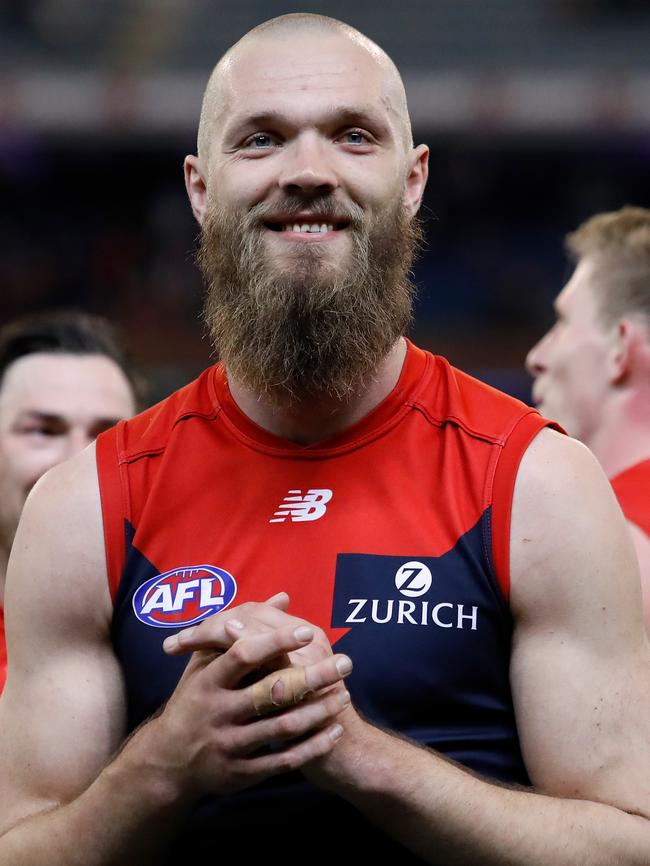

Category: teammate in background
[1, 15, 650, 866]
[527, 206, 650, 622]
[0, 311, 138, 691]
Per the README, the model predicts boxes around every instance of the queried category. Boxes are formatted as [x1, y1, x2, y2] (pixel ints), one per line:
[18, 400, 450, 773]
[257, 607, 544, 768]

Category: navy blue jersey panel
[330, 513, 527, 785]
[111, 520, 189, 729]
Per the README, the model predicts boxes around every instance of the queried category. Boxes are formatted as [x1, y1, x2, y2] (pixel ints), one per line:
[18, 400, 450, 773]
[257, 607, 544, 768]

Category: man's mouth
[263, 218, 350, 234]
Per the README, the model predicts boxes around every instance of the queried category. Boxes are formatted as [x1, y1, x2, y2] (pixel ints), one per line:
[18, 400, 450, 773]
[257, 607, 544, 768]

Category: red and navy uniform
[610, 459, 650, 537]
[97, 341, 554, 860]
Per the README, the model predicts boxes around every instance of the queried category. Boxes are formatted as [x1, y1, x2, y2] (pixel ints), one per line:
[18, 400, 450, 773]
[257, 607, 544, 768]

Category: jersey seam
[485, 410, 552, 604]
[118, 407, 223, 465]
[407, 398, 507, 446]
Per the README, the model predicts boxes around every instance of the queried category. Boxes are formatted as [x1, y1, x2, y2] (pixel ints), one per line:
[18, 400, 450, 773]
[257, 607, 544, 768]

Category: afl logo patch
[132, 565, 237, 629]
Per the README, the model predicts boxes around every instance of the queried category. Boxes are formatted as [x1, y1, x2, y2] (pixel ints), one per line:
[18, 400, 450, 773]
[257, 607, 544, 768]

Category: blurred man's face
[195, 30, 427, 403]
[526, 257, 613, 442]
[0, 353, 136, 552]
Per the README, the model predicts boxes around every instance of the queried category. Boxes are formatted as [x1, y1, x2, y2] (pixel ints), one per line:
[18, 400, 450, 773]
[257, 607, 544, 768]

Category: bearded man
[1, 14, 650, 866]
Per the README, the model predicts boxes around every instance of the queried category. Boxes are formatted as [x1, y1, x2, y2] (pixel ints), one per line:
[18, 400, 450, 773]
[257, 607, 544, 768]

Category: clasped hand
[147, 593, 352, 797]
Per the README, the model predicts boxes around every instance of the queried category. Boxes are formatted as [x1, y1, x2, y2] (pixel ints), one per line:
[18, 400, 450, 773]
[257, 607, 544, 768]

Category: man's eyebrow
[16, 411, 65, 424]
[224, 106, 392, 139]
[15, 411, 121, 428]
[91, 417, 122, 429]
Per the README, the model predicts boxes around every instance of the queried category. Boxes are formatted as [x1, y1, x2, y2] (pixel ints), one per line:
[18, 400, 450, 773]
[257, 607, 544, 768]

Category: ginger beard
[199, 195, 422, 406]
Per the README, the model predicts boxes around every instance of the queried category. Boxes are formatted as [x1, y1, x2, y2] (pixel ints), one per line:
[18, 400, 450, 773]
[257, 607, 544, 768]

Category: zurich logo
[394, 561, 432, 597]
[133, 564, 237, 629]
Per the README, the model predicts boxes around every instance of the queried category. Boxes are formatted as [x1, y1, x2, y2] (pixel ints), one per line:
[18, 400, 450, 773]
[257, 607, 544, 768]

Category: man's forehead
[225, 37, 387, 109]
[0, 353, 130, 416]
[558, 260, 602, 318]
[202, 29, 409, 151]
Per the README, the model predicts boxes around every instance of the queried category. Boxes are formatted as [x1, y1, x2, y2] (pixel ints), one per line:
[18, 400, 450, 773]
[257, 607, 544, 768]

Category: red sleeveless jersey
[610, 459, 650, 537]
[96, 341, 554, 859]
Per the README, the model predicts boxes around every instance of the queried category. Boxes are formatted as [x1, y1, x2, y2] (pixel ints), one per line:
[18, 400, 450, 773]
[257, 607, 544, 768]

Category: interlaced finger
[207, 624, 319, 689]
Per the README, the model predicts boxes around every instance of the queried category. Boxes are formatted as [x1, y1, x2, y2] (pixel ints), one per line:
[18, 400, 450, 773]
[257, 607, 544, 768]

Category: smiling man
[1, 15, 650, 866]
[0, 311, 138, 692]
[527, 206, 650, 623]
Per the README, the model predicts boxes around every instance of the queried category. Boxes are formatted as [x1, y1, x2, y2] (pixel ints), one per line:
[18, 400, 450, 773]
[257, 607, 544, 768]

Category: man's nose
[278, 133, 338, 196]
[525, 336, 547, 376]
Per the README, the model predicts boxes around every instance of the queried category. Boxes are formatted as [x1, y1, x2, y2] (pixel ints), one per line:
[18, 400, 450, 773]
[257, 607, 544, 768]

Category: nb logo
[270, 488, 333, 523]
[395, 561, 433, 597]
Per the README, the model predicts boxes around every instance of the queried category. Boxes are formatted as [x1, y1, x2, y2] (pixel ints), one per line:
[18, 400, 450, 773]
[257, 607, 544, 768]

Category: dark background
[2, 0, 649, 403]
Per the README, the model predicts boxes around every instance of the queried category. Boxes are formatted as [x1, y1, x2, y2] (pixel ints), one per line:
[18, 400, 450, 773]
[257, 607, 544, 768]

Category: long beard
[199, 196, 422, 406]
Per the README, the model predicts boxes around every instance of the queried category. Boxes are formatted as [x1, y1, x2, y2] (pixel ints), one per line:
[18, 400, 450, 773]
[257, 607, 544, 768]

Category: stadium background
[1, 0, 649, 404]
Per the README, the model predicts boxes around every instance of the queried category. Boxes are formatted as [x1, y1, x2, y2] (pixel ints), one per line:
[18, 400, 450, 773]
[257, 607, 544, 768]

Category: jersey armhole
[96, 425, 128, 604]
[490, 412, 559, 603]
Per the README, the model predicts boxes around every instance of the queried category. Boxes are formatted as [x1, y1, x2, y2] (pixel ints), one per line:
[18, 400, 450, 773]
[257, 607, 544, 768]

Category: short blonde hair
[566, 206, 650, 326]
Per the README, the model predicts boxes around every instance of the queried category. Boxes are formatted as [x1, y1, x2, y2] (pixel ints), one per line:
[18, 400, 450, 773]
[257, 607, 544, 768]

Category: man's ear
[609, 319, 637, 385]
[184, 155, 208, 225]
[403, 144, 429, 218]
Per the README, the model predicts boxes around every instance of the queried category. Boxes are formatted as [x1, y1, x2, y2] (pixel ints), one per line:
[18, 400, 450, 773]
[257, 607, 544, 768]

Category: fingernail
[227, 618, 244, 630]
[336, 656, 353, 676]
[162, 635, 178, 652]
[329, 724, 344, 741]
[294, 626, 314, 642]
[339, 689, 351, 707]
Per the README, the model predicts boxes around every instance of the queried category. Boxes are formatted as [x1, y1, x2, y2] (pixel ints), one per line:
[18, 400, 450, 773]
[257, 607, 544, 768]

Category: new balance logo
[270, 489, 333, 523]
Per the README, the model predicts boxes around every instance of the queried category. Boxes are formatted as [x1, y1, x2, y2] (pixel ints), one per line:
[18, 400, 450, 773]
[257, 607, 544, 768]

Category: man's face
[206, 32, 413, 264]
[192, 31, 427, 403]
[0, 353, 135, 551]
[526, 258, 614, 442]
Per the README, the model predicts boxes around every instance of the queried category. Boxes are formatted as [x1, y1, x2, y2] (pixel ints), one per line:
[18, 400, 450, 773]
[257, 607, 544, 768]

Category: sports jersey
[0, 607, 6, 694]
[96, 340, 554, 860]
[610, 459, 650, 537]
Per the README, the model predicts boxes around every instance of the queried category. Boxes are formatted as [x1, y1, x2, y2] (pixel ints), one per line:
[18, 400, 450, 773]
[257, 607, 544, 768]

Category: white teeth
[282, 222, 335, 234]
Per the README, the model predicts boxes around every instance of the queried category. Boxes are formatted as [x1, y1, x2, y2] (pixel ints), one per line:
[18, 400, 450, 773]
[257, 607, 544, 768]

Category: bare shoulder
[507, 428, 650, 813]
[6, 442, 112, 656]
[0, 443, 126, 833]
[510, 427, 643, 631]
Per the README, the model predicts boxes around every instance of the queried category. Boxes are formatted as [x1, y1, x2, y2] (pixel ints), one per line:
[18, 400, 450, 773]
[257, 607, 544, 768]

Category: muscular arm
[301, 430, 650, 864]
[0, 447, 171, 862]
[0, 447, 351, 865]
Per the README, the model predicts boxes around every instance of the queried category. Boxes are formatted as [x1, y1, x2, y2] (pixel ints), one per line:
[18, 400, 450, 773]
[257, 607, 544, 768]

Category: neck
[227, 338, 407, 445]
[585, 388, 650, 478]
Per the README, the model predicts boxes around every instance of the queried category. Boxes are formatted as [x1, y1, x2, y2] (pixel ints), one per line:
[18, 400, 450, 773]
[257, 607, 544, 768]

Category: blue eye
[247, 133, 274, 148]
[344, 130, 367, 145]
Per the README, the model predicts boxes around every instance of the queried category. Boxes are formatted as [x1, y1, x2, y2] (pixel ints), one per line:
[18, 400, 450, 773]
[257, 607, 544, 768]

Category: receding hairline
[197, 13, 412, 160]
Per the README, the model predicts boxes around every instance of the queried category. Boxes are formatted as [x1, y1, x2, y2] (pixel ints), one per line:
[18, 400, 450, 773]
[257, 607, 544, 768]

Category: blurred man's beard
[199, 197, 422, 406]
